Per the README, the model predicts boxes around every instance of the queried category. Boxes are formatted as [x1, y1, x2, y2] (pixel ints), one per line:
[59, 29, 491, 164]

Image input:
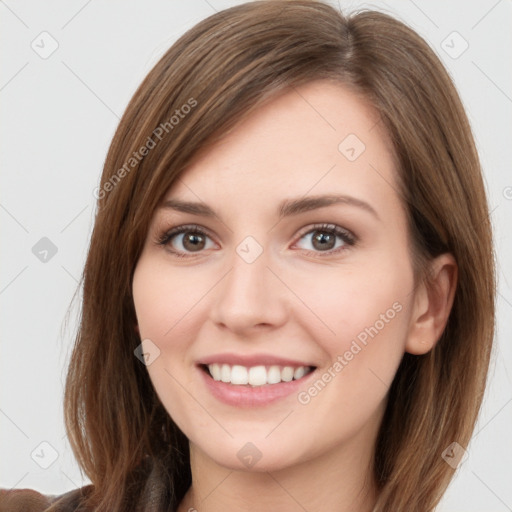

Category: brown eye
[311, 231, 336, 251]
[294, 224, 355, 254]
[158, 225, 216, 256]
[181, 232, 206, 251]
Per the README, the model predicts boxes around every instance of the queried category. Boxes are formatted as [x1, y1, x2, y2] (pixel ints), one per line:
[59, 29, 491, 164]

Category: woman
[1, 1, 495, 510]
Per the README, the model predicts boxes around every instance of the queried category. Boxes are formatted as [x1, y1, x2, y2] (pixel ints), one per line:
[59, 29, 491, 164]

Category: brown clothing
[0, 486, 92, 512]
[0, 460, 184, 511]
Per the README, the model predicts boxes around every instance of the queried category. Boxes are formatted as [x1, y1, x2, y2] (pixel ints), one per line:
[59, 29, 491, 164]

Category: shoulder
[0, 485, 93, 512]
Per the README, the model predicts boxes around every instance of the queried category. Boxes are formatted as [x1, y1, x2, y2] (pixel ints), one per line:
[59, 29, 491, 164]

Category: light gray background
[1, 1, 511, 510]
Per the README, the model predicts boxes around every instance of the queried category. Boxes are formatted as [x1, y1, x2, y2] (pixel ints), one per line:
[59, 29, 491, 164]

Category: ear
[134, 323, 140, 336]
[405, 253, 458, 355]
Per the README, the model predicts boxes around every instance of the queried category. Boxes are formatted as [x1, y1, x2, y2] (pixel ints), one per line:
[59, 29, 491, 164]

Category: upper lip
[197, 353, 316, 368]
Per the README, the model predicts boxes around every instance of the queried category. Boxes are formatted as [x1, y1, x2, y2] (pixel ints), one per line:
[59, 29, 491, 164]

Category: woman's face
[132, 80, 419, 472]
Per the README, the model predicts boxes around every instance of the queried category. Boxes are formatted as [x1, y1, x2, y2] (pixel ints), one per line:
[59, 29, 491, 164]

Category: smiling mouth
[200, 363, 316, 387]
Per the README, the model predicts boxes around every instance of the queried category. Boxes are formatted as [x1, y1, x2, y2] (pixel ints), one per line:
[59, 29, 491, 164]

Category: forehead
[165, 80, 401, 220]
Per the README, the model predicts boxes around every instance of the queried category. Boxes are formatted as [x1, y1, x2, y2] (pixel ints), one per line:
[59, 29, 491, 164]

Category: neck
[178, 436, 377, 512]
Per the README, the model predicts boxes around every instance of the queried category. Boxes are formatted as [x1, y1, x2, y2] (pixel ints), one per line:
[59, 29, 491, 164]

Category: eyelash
[155, 223, 356, 258]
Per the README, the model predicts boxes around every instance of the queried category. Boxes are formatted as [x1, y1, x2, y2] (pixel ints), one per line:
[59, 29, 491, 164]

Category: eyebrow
[160, 194, 379, 220]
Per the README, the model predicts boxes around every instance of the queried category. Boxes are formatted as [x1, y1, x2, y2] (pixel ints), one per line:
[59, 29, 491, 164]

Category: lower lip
[199, 366, 316, 407]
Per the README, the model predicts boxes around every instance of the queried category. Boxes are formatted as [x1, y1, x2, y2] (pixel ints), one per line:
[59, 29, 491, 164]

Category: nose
[208, 245, 289, 335]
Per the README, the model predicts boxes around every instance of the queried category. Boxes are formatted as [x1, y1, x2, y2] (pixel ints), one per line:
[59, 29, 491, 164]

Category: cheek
[132, 257, 211, 429]
[289, 264, 413, 440]
[289, 253, 414, 388]
[295, 263, 411, 340]
[132, 257, 212, 345]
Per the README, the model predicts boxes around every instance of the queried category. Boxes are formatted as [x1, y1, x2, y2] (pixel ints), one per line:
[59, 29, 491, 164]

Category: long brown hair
[62, 1, 495, 510]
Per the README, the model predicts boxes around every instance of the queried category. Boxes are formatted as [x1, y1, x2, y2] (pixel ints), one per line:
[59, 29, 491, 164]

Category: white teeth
[267, 365, 281, 384]
[248, 366, 267, 386]
[294, 366, 305, 380]
[281, 366, 294, 382]
[221, 364, 231, 383]
[210, 363, 221, 381]
[231, 365, 248, 385]
[206, 363, 312, 386]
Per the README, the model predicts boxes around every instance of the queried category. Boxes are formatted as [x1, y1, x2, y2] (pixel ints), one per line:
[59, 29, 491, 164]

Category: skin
[132, 80, 457, 512]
